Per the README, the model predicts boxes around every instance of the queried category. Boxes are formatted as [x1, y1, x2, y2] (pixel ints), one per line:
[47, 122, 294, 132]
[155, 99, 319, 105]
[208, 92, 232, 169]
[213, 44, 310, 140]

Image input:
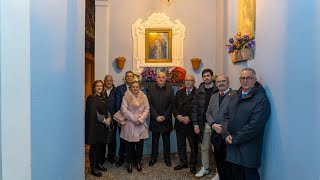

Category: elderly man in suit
[173, 75, 198, 174]
[222, 68, 271, 180]
[114, 71, 134, 167]
[206, 74, 235, 180]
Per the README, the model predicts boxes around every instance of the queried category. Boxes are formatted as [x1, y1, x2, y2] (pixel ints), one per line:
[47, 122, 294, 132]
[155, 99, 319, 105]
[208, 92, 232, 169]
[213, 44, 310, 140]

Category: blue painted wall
[30, 0, 85, 179]
[226, 0, 320, 179]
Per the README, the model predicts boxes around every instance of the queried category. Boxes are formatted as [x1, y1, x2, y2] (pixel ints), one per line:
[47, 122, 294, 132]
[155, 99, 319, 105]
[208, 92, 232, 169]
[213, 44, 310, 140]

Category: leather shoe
[90, 168, 102, 177]
[165, 160, 172, 167]
[107, 158, 116, 164]
[116, 159, 124, 167]
[136, 162, 142, 172]
[96, 163, 107, 172]
[174, 164, 188, 170]
[127, 164, 132, 173]
[149, 159, 157, 166]
[190, 166, 196, 174]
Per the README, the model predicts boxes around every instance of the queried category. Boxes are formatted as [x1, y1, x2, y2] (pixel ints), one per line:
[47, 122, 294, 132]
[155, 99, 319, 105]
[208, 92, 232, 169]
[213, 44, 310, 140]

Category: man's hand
[212, 123, 222, 134]
[194, 125, 200, 134]
[176, 115, 183, 122]
[156, 116, 165, 122]
[225, 135, 233, 144]
[182, 116, 190, 124]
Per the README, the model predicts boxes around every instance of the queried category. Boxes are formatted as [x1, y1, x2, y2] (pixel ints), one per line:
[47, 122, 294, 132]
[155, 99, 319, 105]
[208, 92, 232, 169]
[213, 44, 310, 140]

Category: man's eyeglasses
[185, 80, 195, 82]
[216, 80, 227, 84]
[239, 76, 254, 82]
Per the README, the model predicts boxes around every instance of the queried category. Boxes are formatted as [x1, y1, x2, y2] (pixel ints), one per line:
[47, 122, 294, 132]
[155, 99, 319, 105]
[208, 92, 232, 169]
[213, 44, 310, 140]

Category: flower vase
[191, 58, 201, 70]
[231, 48, 254, 63]
[115, 57, 126, 69]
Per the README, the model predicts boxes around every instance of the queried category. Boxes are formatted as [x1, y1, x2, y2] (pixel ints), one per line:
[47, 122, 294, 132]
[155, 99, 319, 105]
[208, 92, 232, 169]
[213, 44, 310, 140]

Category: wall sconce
[191, 58, 201, 70]
[115, 56, 126, 69]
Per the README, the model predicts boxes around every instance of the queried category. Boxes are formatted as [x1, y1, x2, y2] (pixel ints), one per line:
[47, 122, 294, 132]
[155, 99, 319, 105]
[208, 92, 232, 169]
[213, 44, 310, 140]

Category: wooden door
[85, 53, 94, 174]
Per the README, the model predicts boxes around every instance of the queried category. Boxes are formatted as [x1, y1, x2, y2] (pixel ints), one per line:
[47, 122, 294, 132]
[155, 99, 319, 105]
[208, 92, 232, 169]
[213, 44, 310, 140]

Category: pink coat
[120, 90, 150, 142]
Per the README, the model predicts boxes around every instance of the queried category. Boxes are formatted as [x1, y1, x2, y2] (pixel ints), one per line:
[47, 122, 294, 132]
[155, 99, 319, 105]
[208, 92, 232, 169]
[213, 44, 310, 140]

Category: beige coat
[120, 90, 150, 142]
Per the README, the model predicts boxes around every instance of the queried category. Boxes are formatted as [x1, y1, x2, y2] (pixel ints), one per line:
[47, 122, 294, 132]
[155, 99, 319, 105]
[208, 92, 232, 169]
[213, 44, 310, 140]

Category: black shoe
[96, 163, 107, 172]
[136, 162, 142, 172]
[190, 166, 196, 174]
[127, 164, 132, 173]
[108, 158, 116, 164]
[149, 159, 157, 166]
[90, 168, 102, 177]
[165, 160, 172, 167]
[174, 164, 188, 170]
[116, 159, 124, 167]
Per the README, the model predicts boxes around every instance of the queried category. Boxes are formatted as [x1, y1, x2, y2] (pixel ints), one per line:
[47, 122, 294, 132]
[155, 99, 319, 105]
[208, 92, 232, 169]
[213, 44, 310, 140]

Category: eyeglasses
[185, 80, 195, 82]
[239, 76, 255, 82]
[216, 80, 227, 84]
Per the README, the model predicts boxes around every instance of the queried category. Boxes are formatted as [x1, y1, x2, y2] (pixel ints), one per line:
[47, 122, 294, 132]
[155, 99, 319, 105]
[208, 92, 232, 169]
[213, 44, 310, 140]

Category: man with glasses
[192, 69, 218, 178]
[172, 75, 198, 174]
[206, 74, 235, 180]
[114, 71, 134, 167]
[222, 68, 271, 180]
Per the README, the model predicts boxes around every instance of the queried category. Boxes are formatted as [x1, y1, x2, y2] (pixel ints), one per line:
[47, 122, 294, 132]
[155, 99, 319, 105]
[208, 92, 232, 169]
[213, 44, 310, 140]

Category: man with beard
[192, 69, 218, 178]
[206, 74, 235, 180]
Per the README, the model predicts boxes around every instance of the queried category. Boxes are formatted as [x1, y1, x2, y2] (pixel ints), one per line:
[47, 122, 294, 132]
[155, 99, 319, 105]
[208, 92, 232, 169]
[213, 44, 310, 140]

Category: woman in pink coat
[120, 81, 150, 173]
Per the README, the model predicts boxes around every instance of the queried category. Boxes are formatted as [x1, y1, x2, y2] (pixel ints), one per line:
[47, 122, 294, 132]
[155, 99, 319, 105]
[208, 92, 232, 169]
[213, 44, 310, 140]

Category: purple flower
[243, 35, 249, 40]
[228, 45, 234, 53]
[229, 38, 234, 43]
[236, 37, 243, 42]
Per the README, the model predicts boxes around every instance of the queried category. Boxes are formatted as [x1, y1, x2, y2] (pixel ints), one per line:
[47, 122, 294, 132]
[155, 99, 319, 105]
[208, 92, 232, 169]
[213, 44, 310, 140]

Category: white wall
[107, 0, 217, 87]
[30, 0, 85, 179]
[0, 0, 31, 179]
[224, 0, 320, 179]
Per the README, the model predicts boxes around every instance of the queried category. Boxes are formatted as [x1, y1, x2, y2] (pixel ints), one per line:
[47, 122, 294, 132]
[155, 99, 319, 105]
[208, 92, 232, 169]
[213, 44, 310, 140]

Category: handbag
[113, 110, 126, 125]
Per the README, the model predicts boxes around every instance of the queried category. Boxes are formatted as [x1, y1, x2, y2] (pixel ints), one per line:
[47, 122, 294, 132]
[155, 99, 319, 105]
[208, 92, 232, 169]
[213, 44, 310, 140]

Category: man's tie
[220, 92, 224, 97]
[187, 90, 191, 95]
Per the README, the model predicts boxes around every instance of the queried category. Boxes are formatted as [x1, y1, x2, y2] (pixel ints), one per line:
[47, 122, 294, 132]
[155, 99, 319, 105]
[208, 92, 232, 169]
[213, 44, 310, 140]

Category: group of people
[85, 67, 271, 180]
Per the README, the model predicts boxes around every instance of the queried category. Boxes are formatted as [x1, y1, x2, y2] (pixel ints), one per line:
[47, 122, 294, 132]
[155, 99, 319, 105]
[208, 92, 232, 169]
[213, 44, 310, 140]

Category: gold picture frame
[145, 28, 172, 63]
[238, 0, 255, 36]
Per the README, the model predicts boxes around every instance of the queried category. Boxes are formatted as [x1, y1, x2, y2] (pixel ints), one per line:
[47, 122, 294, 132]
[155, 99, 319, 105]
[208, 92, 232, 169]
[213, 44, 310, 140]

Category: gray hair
[240, 68, 256, 77]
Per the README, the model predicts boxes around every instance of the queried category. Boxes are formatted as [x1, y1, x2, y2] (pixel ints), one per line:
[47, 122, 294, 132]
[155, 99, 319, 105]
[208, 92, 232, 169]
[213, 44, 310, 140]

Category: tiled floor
[86, 154, 216, 180]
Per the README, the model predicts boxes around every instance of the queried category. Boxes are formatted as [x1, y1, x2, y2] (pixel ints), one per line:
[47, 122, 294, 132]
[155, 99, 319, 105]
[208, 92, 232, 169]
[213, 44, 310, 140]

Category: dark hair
[125, 71, 134, 77]
[202, 68, 213, 76]
[92, 80, 104, 96]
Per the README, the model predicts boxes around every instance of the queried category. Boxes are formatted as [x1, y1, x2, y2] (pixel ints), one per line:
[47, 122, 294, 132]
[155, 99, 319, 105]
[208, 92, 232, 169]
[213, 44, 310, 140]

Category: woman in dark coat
[85, 80, 109, 177]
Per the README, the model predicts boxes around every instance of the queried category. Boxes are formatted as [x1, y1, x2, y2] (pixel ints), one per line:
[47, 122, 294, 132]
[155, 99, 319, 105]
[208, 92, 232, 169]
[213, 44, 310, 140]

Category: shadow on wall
[259, 85, 285, 180]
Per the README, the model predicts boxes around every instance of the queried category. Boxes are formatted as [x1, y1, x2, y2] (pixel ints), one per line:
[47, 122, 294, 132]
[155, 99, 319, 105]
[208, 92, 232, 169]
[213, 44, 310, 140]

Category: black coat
[104, 86, 116, 116]
[221, 81, 271, 168]
[148, 84, 174, 133]
[173, 87, 196, 134]
[191, 83, 218, 140]
[85, 94, 108, 145]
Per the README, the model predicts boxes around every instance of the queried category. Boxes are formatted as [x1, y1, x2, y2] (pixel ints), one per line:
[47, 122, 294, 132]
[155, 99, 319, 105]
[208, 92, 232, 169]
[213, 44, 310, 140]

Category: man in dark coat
[103, 75, 117, 164]
[148, 71, 174, 167]
[206, 74, 235, 180]
[222, 68, 271, 180]
[114, 71, 134, 167]
[191, 69, 218, 178]
[172, 75, 198, 174]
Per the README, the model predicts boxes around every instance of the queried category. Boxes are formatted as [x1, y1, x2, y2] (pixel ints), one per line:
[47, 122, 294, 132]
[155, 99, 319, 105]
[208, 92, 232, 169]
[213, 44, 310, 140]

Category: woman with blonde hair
[120, 81, 150, 173]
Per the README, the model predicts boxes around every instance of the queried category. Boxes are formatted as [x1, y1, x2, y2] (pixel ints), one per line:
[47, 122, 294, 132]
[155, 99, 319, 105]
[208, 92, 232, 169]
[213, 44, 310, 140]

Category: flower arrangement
[226, 32, 255, 53]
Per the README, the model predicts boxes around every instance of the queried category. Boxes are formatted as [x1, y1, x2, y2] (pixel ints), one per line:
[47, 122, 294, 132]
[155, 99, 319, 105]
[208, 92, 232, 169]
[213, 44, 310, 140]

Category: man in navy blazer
[206, 74, 235, 180]
[114, 71, 134, 167]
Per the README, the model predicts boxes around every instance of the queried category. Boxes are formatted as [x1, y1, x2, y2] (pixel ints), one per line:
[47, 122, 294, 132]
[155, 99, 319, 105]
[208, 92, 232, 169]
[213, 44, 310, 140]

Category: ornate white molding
[95, 0, 108, 7]
[132, 13, 186, 71]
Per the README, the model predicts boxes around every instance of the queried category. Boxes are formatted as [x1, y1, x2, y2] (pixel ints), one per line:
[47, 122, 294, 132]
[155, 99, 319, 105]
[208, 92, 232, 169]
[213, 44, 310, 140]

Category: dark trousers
[225, 162, 260, 180]
[176, 131, 198, 166]
[151, 131, 171, 160]
[125, 139, 144, 163]
[106, 127, 117, 161]
[213, 142, 227, 180]
[89, 143, 105, 169]
[117, 125, 126, 160]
